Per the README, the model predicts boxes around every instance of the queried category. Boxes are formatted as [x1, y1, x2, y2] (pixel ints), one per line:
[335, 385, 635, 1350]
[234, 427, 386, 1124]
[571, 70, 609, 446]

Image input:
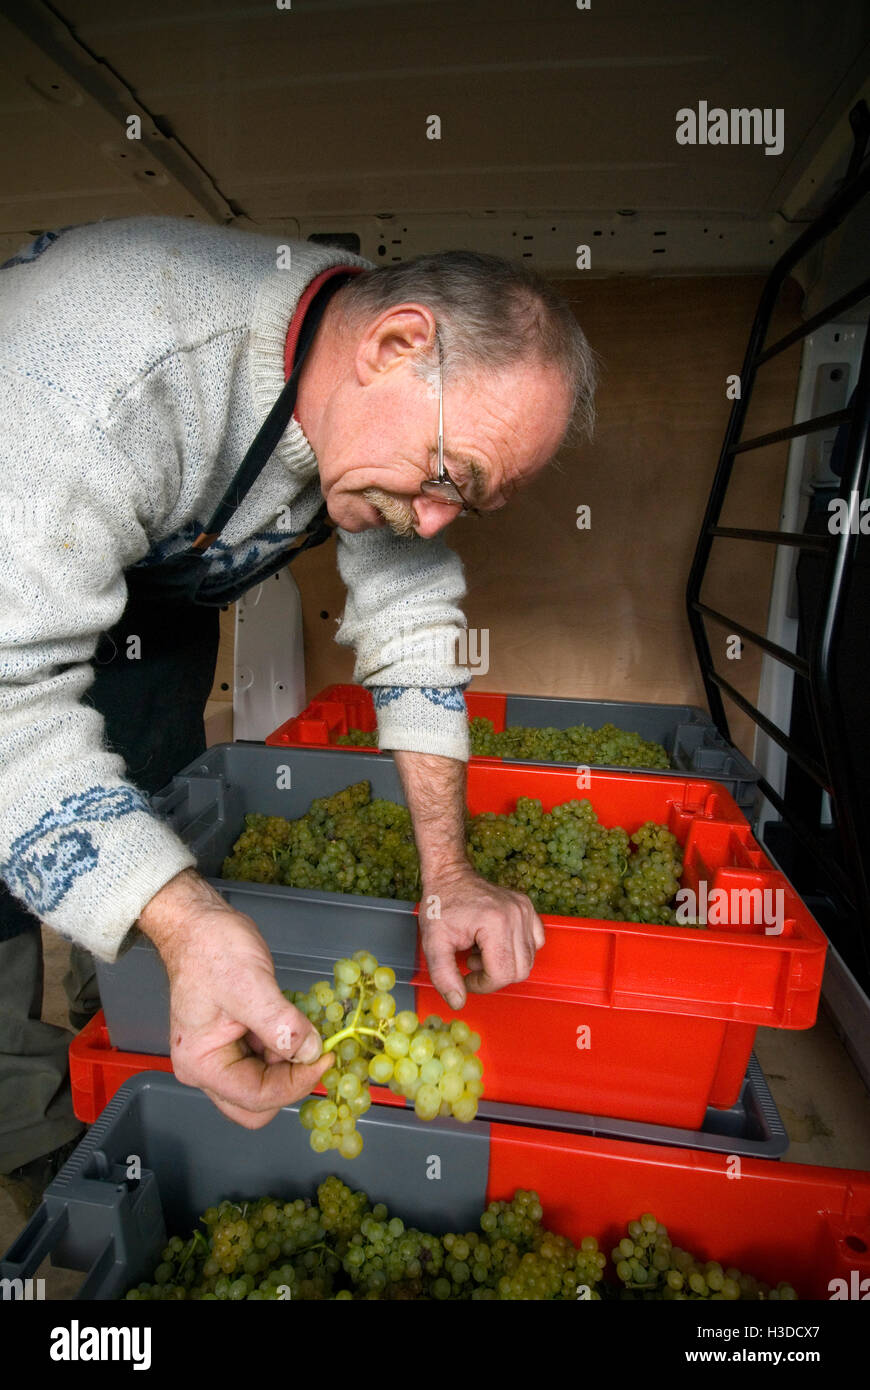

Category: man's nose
[412, 496, 461, 538]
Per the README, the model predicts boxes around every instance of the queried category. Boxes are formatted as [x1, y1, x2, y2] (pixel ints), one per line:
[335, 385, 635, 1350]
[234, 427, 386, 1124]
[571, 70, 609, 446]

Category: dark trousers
[0, 590, 220, 1170]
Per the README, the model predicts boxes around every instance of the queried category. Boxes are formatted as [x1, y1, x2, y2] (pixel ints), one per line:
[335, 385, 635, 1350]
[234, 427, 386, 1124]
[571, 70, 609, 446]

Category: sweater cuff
[4, 796, 196, 964]
[371, 685, 470, 762]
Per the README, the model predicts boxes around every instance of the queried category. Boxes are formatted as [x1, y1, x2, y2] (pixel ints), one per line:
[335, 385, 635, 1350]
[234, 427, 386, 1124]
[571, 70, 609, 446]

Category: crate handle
[0, 1201, 70, 1281]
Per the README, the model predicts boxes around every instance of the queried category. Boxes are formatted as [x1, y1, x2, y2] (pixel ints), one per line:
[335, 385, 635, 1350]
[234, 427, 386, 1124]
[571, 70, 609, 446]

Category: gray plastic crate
[0, 1062, 786, 1300]
[96, 743, 745, 1059]
[479, 1053, 788, 1158]
[0, 1074, 490, 1300]
[497, 696, 760, 817]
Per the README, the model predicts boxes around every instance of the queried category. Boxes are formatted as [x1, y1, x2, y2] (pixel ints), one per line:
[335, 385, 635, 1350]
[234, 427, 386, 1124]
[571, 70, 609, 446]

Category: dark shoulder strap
[191, 272, 352, 552]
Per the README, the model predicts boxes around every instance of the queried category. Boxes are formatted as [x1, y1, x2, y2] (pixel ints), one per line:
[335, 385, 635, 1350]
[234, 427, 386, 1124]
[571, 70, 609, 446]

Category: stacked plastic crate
[5, 686, 869, 1301]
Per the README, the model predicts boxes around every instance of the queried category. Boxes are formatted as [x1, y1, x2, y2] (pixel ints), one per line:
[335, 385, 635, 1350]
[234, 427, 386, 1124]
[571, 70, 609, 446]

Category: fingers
[423, 931, 467, 1013]
[187, 1046, 335, 1125]
[465, 903, 540, 997]
[532, 911, 547, 950]
[242, 992, 323, 1066]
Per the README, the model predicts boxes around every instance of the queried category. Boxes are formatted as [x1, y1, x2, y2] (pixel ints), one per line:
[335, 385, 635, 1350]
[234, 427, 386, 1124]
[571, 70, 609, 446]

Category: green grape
[439, 1073, 464, 1103]
[371, 991, 396, 1020]
[409, 1032, 436, 1064]
[440, 1046, 464, 1073]
[414, 1084, 441, 1120]
[452, 1094, 478, 1123]
[313, 1100, 338, 1129]
[335, 959, 361, 985]
[337, 1073, 361, 1101]
[368, 1054, 394, 1084]
[394, 1057, 419, 1088]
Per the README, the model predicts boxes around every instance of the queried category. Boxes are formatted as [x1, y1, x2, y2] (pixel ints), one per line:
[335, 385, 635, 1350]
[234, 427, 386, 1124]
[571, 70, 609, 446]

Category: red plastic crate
[267, 682, 506, 750]
[406, 763, 828, 1128]
[485, 1126, 870, 1301]
[69, 1013, 173, 1124]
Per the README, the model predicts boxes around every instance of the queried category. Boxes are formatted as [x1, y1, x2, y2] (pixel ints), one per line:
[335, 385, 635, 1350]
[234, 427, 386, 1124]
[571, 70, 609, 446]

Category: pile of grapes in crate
[337, 715, 672, 770]
[125, 1184, 797, 1302]
[222, 781, 687, 925]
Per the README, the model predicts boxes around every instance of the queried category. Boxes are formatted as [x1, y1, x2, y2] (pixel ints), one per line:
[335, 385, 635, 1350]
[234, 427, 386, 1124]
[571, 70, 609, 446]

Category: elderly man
[0, 217, 596, 1201]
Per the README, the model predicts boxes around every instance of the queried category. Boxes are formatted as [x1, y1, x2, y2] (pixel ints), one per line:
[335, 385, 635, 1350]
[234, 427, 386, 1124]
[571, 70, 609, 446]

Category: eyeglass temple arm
[437, 333, 446, 480]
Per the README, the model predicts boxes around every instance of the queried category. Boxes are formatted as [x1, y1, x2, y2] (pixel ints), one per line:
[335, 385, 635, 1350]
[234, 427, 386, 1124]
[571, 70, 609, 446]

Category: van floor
[1, 927, 868, 1298]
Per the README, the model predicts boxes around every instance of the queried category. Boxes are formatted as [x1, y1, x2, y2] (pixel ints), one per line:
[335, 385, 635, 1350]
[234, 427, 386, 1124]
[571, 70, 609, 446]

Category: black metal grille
[686, 101, 870, 985]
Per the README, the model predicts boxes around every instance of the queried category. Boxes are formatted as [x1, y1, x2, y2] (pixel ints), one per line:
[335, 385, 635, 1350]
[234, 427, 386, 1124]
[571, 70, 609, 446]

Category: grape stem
[322, 1024, 383, 1052]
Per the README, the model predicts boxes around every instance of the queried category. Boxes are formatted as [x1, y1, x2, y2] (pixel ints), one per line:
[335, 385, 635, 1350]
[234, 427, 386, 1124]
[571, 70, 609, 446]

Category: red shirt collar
[284, 264, 365, 419]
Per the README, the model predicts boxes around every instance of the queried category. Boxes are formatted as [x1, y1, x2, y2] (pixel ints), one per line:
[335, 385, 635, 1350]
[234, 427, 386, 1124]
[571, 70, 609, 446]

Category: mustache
[362, 487, 418, 538]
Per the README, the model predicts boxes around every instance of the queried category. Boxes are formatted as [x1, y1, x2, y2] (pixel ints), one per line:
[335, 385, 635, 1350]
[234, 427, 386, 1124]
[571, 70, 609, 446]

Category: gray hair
[338, 250, 599, 444]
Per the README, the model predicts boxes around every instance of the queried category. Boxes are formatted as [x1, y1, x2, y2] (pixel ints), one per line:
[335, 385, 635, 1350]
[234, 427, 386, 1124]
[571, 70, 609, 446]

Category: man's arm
[0, 379, 329, 1127]
[393, 750, 546, 1011]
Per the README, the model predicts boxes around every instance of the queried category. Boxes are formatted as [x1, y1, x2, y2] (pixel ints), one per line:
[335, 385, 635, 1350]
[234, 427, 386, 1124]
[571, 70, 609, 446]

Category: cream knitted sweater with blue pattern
[0, 217, 471, 961]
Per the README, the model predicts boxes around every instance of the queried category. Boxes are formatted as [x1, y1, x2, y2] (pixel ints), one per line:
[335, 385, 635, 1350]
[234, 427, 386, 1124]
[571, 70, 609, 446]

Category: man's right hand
[137, 868, 333, 1129]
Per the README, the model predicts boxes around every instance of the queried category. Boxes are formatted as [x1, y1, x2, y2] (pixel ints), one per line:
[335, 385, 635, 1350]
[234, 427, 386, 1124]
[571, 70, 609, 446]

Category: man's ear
[355, 304, 436, 383]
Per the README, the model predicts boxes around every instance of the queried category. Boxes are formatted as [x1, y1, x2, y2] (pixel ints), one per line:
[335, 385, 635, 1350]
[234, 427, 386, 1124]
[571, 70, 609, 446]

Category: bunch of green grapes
[334, 717, 670, 769]
[125, 1184, 605, 1301]
[223, 783, 686, 925]
[466, 797, 684, 924]
[125, 1194, 340, 1301]
[221, 782, 420, 899]
[469, 716, 671, 770]
[286, 949, 484, 1157]
[124, 1184, 798, 1301]
[611, 1213, 797, 1301]
[335, 728, 378, 747]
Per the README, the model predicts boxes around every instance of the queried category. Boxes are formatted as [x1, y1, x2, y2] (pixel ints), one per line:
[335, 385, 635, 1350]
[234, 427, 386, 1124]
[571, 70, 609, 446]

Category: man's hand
[392, 748, 547, 1011]
[420, 866, 546, 1011]
[137, 869, 333, 1128]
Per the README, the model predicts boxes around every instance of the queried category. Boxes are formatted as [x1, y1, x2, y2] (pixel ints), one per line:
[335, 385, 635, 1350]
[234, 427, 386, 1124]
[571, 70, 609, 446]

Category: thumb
[241, 978, 323, 1065]
[424, 933, 466, 1013]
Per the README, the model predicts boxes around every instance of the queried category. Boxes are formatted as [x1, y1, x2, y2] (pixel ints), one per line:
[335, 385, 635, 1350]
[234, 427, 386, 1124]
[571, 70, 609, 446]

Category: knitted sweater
[0, 216, 471, 961]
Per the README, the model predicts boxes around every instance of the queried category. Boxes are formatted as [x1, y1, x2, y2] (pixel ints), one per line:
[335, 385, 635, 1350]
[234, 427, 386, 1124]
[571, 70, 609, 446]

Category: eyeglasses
[418, 332, 481, 518]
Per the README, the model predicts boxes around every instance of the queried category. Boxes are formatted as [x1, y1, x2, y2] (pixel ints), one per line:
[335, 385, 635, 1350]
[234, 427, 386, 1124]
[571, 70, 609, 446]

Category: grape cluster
[125, 1194, 340, 1301]
[222, 783, 687, 926]
[124, 1184, 609, 1301]
[467, 796, 684, 924]
[611, 1213, 797, 1301]
[337, 717, 671, 770]
[478, 1191, 607, 1300]
[221, 781, 419, 898]
[286, 949, 485, 1156]
[335, 728, 378, 747]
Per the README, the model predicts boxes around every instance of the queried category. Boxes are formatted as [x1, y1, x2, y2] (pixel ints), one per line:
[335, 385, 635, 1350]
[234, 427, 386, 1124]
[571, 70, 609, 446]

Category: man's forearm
[137, 868, 225, 967]
[393, 750, 473, 884]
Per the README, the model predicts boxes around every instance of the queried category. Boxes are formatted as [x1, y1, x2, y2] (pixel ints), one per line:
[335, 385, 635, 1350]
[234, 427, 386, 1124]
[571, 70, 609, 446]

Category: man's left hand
[418, 868, 546, 1012]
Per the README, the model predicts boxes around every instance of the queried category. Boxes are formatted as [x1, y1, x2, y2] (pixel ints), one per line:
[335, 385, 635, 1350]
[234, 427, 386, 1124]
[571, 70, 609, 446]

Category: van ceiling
[1, 0, 869, 274]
